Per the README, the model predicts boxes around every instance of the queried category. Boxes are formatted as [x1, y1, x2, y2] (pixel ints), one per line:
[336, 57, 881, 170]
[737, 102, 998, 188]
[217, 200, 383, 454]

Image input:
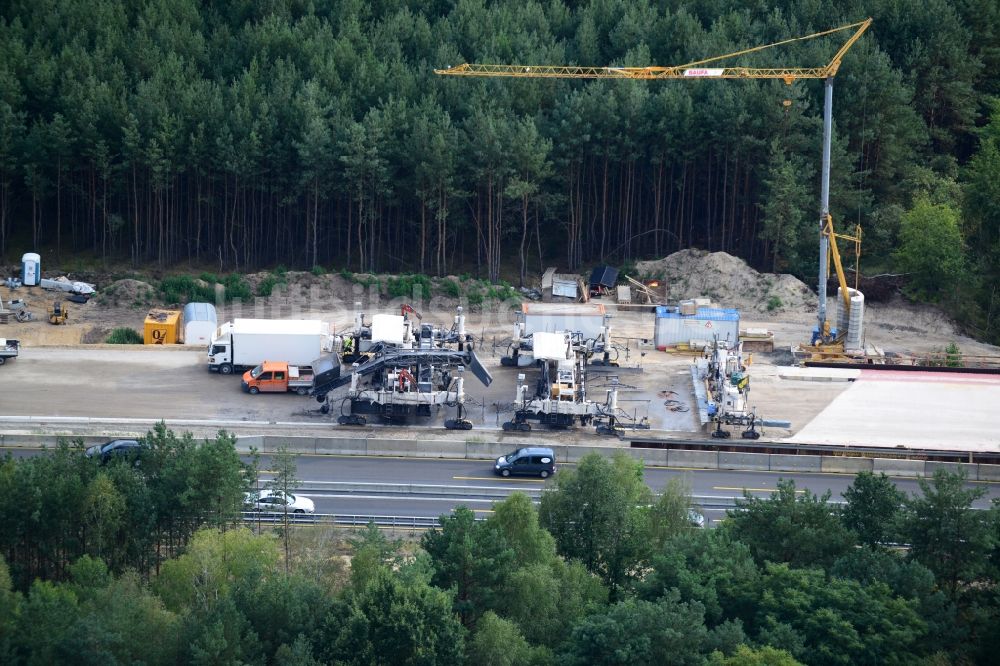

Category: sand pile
[101, 279, 157, 306]
[635, 249, 817, 315]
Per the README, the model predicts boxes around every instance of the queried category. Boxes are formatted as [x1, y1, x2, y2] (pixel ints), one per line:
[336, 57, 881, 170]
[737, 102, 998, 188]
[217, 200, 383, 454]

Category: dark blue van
[494, 447, 556, 478]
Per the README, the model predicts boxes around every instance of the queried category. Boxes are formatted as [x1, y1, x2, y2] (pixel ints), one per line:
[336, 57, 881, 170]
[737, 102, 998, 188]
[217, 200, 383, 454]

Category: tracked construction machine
[317, 307, 491, 429]
[694, 337, 761, 439]
[503, 331, 648, 436]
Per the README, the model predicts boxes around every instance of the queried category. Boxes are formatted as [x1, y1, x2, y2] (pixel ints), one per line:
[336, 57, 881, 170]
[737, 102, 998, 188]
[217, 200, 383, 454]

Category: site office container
[654, 306, 740, 350]
[144, 309, 181, 345]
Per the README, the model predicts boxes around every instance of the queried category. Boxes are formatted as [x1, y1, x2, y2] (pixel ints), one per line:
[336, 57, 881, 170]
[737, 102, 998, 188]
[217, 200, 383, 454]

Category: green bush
[221, 273, 251, 301]
[767, 296, 783, 312]
[388, 274, 433, 299]
[439, 279, 462, 298]
[467, 289, 484, 305]
[257, 274, 279, 297]
[106, 327, 143, 344]
[159, 275, 215, 304]
[945, 342, 963, 368]
[311, 265, 325, 276]
[338, 267, 354, 281]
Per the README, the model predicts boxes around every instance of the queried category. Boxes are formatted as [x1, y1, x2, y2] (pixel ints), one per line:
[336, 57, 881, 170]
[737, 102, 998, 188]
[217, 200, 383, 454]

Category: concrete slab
[666, 450, 719, 469]
[777, 366, 861, 382]
[788, 371, 1000, 453]
[977, 464, 1000, 481]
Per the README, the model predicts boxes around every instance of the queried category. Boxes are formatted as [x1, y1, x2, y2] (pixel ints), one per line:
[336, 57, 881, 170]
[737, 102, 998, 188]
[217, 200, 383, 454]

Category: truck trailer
[208, 319, 335, 374]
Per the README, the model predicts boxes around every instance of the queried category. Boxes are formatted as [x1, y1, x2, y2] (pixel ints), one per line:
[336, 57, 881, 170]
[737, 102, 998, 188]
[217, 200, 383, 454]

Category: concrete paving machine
[316, 310, 490, 429]
[694, 337, 761, 439]
[502, 331, 647, 435]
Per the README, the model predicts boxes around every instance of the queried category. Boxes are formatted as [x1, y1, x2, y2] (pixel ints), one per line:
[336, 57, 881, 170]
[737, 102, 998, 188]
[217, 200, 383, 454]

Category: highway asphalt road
[10, 446, 992, 527]
[255, 454, 1000, 525]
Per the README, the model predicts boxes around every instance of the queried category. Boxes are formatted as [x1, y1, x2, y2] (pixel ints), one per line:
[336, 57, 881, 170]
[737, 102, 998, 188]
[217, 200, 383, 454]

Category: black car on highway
[85, 439, 144, 464]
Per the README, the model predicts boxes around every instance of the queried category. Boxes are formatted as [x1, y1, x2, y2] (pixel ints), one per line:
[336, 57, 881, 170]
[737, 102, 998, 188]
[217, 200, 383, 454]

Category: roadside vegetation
[1, 441, 998, 664]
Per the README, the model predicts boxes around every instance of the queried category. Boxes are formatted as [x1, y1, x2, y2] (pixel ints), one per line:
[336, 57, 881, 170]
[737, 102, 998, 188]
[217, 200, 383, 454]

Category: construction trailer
[654, 306, 740, 351]
[503, 331, 646, 435]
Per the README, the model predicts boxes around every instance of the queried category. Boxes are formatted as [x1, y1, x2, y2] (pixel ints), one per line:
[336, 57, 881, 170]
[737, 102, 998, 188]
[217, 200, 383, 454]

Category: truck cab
[208, 322, 234, 373]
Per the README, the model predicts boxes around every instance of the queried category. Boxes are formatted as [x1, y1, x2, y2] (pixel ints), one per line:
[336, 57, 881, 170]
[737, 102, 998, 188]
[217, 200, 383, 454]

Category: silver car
[244, 489, 315, 514]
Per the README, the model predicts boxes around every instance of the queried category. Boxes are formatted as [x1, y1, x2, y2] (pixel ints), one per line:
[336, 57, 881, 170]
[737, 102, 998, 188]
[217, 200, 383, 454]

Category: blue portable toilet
[21, 253, 40, 286]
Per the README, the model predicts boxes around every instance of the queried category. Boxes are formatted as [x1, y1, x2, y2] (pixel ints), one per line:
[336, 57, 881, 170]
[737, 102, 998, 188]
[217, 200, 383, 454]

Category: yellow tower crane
[436, 18, 872, 358]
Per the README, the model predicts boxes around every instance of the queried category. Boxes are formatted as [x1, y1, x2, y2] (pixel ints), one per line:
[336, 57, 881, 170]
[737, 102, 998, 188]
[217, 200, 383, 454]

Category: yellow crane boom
[436, 19, 872, 83]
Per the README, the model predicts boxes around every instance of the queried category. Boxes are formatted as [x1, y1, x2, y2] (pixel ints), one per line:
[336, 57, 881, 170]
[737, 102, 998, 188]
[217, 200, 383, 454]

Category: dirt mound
[636, 249, 816, 315]
[100, 279, 157, 307]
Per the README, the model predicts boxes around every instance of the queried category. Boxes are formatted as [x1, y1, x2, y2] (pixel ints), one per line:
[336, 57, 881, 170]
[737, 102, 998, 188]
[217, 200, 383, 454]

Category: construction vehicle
[48, 301, 68, 325]
[317, 343, 493, 429]
[436, 20, 874, 363]
[694, 337, 761, 439]
[242, 356, 342, 395]
[0, 338, 19, 365]
[208, 319, 336, 374]
[503, 331, 647, 435]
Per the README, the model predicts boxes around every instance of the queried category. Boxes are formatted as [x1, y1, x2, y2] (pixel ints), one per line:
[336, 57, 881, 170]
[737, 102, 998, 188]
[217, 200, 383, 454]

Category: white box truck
[208, 318, 335, 374]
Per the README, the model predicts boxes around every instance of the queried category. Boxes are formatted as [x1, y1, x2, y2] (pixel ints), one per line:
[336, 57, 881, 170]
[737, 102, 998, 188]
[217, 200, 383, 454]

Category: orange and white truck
[241, 357, 342, 397]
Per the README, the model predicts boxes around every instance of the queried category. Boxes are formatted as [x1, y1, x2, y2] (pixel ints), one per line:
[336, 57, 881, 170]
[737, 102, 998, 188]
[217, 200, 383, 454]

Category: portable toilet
[21, 253, 40, 286]
[144, 309, 181, 345]
[182, 302, 217, 345]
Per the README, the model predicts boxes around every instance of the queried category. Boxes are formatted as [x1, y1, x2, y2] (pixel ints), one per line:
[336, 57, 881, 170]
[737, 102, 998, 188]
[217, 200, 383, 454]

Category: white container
[182, 302, 217, 345]
[21, 253, 40, 286]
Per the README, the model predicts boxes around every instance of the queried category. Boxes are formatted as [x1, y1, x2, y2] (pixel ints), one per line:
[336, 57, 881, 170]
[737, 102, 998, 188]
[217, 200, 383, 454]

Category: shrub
[159, 275, 214, 304]
[257, 274, 279, 297]
[467, 289, 484, 305]
[221, 274, 251, 301]
[439, 279, 462, 298]
[388, 274, 433, 299]
[945, 342, 963, 368]
[338, 267, 354, 281]
[106, 327, 143, 344]
[766, 296, 783, 312]
[273, 264, 288, 278]
[311, 265, 325, 276]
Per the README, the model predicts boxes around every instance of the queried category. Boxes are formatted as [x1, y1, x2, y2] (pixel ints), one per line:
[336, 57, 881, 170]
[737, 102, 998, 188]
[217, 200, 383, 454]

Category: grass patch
[106, 327, 143, 344]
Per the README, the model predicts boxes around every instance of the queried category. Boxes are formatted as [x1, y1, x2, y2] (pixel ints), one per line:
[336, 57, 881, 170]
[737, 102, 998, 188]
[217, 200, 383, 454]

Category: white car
[244, 489, 315, 514]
